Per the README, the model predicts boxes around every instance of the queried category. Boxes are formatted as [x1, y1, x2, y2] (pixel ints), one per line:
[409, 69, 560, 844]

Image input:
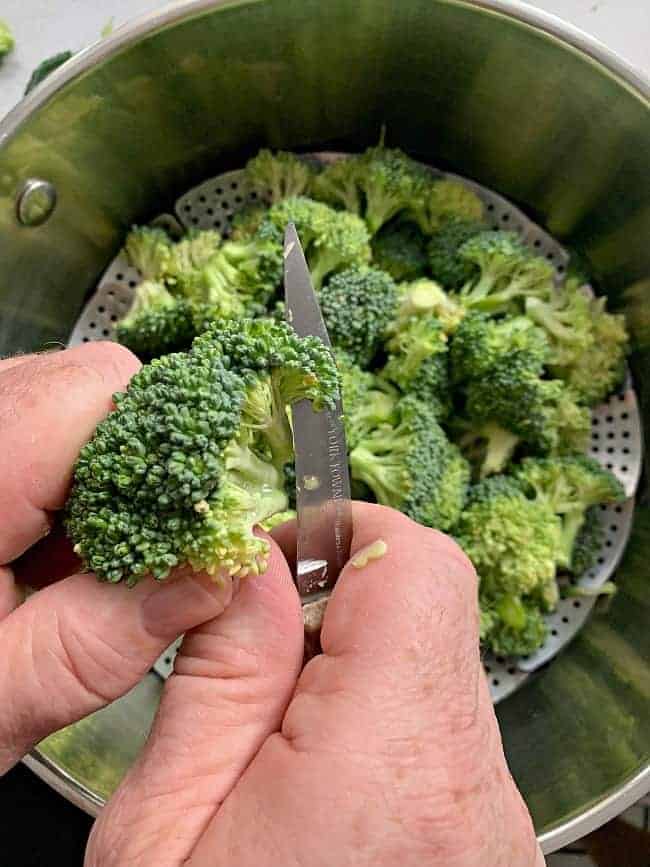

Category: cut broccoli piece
[455, 230, 555, 314]
[245, 149, 314, 203]
[66, 319, 339, 584]
[513, 455, 625, 568]
[382, 315, 450, 416]
[568, 507, 605, 576]
[264, 196, 371, 289]
[526, 282, 628, 405]
[124, 226, 174, 281]
[465, 357, 591, 456]
[409, 179, 485, 236]
[337, 351, 399, 451]
[371, 219, 428, 282]
[450, 312, 549, 384]
[454, 475, 562, 605]
[480, 594, 548, 657]
[230, 203, 269, 241]
[455, 419, 521, 480]
[310, 156, 364, 215]
[427, 217, 487, 290]
[163, 230, 222, 285]
[320, 267, 397, 368]
[0, 20, 14, 63]
[350, 396, 470, 530]
[389, 279, 465, 336]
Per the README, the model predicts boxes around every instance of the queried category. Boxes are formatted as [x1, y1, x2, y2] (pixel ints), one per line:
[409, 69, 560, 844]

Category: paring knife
[283, 223, 353, 655]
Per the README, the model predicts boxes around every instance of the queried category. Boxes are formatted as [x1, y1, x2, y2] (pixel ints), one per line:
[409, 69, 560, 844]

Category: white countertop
[0, 0, 649, 121]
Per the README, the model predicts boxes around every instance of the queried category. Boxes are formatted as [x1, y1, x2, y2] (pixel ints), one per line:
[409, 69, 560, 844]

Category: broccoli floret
[389, 279, 465, 336]
[66, 319, 339, 584]
[264, 196, 371, 288]
[409, 179, 485, 236]
[350, 396, 469, 530]
[371, 220, 428, 282]
[354, 144, 428, 235]
[427, 218, 487, 290]
[230, 203, 269, 241]
[465, 357, 591, 455]
[164, 230, 222, 285]
[310, 156, 364, 215]
[450, 312, 549, 384]
[513, 455, 625, 568]
[480, 594, 548, 657]
[382, 315, 450, 416]
[337, 352, 399, 451]
[568, 507, 604, 576]
[455, 419, 521, 480]
[454, 476, 561, 603]
[526, 283, 629, 405]
[116, 296, 197, 361]
[245, 149, 314, 203]
[24, 51, 75, 93]
[0, 20, 14, 62]
[320, 267, 397, 368]
[456, 231, 555, 314]
[124, 227, 174, 281]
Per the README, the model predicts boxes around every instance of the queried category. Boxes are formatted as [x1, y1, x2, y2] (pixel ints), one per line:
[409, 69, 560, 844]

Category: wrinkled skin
[0, 343, 544, 867]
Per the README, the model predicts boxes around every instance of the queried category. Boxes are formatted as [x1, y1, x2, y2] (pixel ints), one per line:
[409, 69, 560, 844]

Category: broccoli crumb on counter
[351, 539, 388, 569]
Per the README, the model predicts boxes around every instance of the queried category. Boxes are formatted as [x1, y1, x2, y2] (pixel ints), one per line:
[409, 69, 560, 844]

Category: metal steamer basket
[0, 0, 648, 854]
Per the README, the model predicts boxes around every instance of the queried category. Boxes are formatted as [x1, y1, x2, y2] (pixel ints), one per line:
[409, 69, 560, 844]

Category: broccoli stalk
[390, 279, 465, 336]
[66, 319, 339, 584]
[457, 420, 521, 479]
[480, 593, 548, 657]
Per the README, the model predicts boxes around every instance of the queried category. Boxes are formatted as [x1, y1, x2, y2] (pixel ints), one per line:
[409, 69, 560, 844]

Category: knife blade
[283, 223, 353, 604]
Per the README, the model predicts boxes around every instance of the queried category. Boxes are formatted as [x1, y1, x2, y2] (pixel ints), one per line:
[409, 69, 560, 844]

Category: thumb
[86, 536, 303, 867]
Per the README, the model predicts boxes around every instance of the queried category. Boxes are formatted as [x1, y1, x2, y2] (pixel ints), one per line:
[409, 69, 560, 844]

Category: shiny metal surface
[0, 0, 649, 853]
[14, 177, 57, 226]
[283, 223, 352, 598]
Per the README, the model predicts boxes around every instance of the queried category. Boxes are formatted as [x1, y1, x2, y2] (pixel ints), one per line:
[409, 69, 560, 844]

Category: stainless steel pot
[0, 0, 648, 853]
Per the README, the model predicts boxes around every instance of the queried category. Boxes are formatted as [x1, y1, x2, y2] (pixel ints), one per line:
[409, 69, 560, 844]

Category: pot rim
[1, 0, 649, 852]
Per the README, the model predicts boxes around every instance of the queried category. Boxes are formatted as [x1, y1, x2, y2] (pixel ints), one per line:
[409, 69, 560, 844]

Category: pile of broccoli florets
[71, 144, 630, 658]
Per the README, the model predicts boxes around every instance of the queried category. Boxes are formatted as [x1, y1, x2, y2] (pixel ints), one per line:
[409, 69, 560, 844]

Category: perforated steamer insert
[67, 155, 643, 704]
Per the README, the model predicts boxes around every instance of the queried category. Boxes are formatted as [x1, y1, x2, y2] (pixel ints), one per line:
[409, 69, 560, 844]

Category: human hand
[88, 500, 544, 866]
[0, 343, 291, 774]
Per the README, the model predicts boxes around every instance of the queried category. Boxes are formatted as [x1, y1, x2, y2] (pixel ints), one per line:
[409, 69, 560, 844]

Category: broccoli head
[389, 279, 465, 336]
[354, 144, 428, 235]
[337, 352, 399, 451]
[382, 315, 450, 416]
[115, 294, 197, 361]
[245, 149, 314, 203]
[567, 506, 604, 576]
[264, 196, 371, 289]
[124, 226, 174, 281]
[456, 230, 555, 314]
[163, 230, 222, 285]
[427, 217, 487, 290]
[66, 319, 339, 584]
[0, 19, 14, 61]
[513, 455, 625, 568]
[450, 312, 549, 384]
[350, 396, 470, 530]
[526, 283, 628, 405]
[229, 203, 269, 241]
[371, 219, 428, 282]
[480, 594, 548, 657]
[454, 475, 562, 602]
[465, 357, 591, 455]
[320, 267, 397, 368]
[409, 178, 485, 236]
[310, 156, 364, 215]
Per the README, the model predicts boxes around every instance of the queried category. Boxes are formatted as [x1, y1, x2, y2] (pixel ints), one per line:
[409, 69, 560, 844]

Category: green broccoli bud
[427, 217, 487, 290]
[371, 219, 428, 282]
[320, 267, 398, 368]
[245, 149, 315, 203]
[567, 507, 605, 576]
[66, 319, 339, 585]
[480, 593, 548, 657]
[513, 455, 625, 568]
[454, 475, 562, 601]
[456, 230, 555, 314]
[116, 296, 197, 361]
[382, 315, 450, 416]
[350, 396, 469, 530]
[0, 20, 15, 62]
[410, 179, 485, 236]
[124, 227, 174, 281]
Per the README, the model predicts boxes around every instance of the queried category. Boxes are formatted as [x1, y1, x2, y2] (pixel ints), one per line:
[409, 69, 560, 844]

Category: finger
[86, 536, 303, 867]
[0, 567, 21, 619]
[0, 341, 140, 563]
[0, 352, 38, 373]
[0, 564, 241, 774]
